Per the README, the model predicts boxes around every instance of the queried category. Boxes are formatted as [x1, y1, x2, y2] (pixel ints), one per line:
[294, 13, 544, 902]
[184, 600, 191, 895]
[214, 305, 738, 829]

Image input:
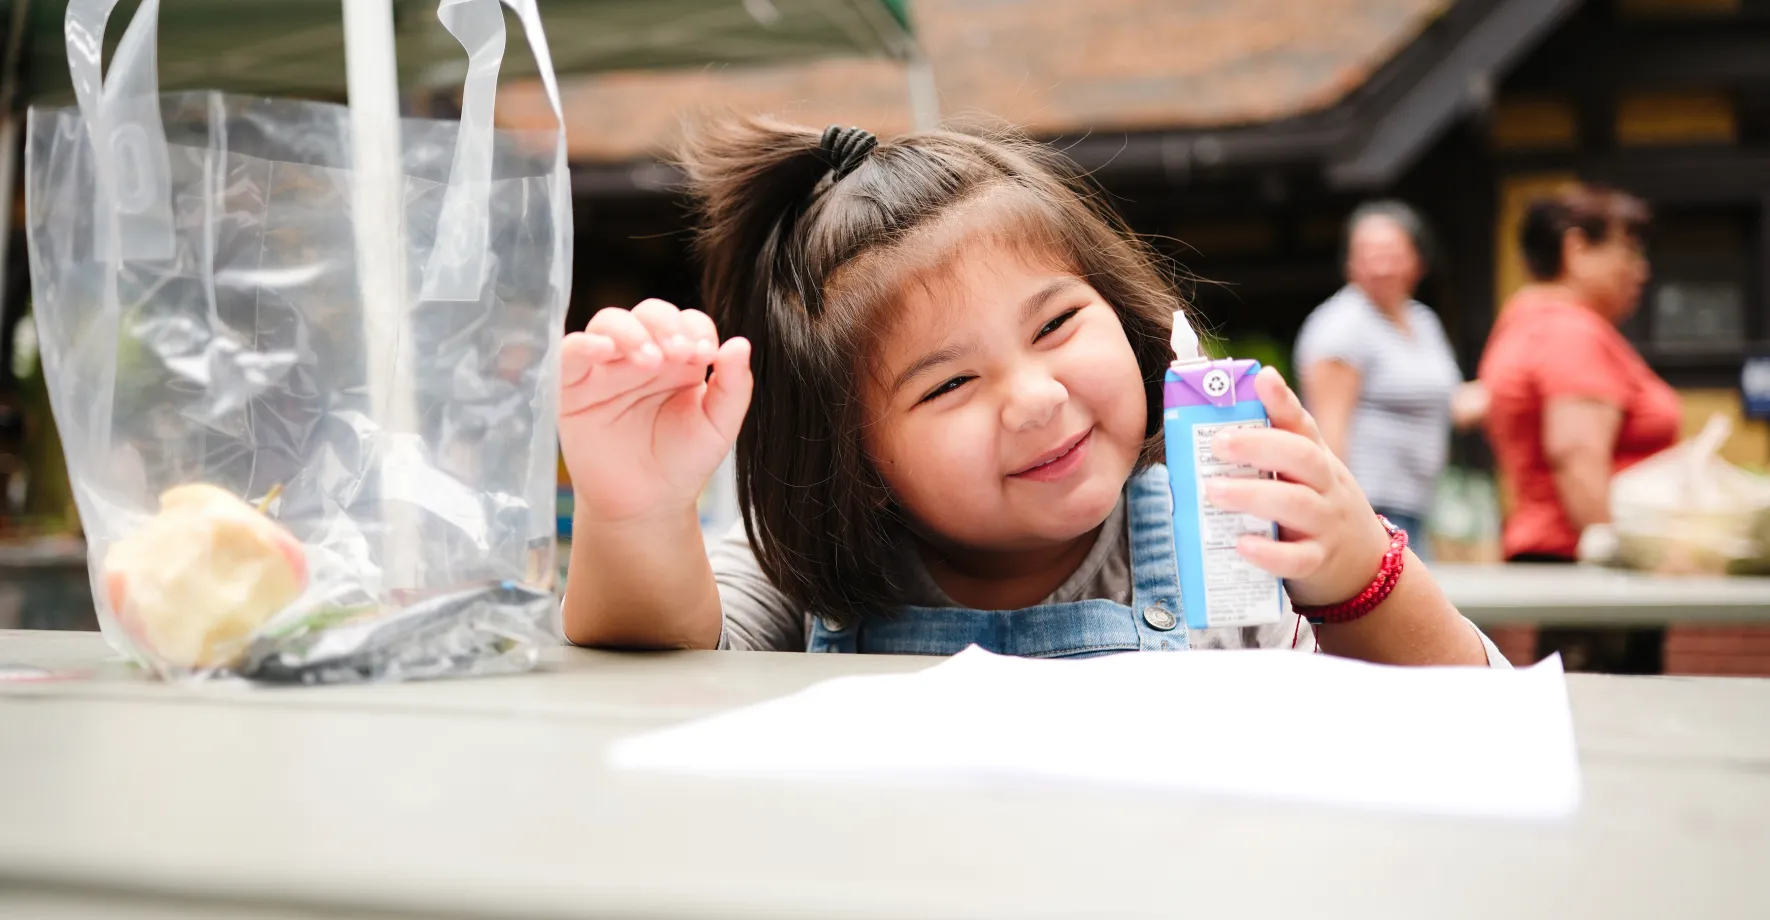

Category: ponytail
[678, 118, 826, 343]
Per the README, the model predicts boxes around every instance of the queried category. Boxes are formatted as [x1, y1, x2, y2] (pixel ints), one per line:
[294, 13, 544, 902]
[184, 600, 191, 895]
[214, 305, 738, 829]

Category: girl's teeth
[1030, 439, 1076, 470]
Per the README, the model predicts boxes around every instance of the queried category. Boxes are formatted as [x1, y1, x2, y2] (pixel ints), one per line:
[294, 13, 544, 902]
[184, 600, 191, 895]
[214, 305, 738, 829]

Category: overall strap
[1126, 465, 1190, 650]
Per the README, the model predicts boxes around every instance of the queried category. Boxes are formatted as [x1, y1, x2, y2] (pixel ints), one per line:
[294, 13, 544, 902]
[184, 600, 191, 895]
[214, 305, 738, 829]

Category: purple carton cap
[1163, 359, 1262, 409]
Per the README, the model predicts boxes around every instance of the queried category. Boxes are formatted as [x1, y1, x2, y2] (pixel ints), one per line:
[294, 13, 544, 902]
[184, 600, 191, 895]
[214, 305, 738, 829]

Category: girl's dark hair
[678, 116, 1183, 625]
[1342, 199, 1435, 275]
[1519, 184, 1651, 281]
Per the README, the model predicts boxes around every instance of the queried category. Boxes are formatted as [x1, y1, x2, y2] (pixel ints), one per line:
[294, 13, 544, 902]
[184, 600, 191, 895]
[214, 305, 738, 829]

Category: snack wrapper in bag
[1588, 415, 1770, 575]
[25, 0, 571, 682]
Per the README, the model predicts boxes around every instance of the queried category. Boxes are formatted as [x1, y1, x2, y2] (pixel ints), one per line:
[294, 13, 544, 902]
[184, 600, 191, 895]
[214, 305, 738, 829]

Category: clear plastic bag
[1590, 415, 1770, 575]
[24, 0, 571, 682]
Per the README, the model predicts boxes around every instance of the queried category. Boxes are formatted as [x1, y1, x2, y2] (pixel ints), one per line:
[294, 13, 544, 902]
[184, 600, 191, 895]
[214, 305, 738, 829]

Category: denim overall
[806, 466, 1191, 657]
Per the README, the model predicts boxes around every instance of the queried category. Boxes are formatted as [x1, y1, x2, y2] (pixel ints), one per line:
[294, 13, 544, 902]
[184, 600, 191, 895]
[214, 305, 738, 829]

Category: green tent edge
[16, 0, 922, 104]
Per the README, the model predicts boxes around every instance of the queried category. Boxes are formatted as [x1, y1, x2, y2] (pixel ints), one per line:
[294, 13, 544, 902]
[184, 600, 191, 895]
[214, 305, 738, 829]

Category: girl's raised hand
[1201, 366, 1393, 607]
[558, 299, 752, 524]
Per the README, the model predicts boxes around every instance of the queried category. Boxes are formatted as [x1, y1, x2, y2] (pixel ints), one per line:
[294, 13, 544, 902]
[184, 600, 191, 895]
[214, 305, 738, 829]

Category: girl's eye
[918, 375, 973, 404]
[1035, 308, 1081, 342]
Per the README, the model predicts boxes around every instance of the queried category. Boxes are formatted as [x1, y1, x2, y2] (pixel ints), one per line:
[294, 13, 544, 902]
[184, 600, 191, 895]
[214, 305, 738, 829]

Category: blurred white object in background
[1576, 523, 1620, 567]
[1607, 415, 1770, 575]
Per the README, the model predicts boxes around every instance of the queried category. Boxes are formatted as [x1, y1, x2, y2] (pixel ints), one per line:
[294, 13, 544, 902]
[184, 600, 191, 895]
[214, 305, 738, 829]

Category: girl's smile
[1008, 427, 1093, 481]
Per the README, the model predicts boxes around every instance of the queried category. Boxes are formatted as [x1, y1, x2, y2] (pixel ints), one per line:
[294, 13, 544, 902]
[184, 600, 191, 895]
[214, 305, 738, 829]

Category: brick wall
[1486, 624, 1770, 675]
[1663, 626, 1770, 677]
[1484, 625, 1541, 667]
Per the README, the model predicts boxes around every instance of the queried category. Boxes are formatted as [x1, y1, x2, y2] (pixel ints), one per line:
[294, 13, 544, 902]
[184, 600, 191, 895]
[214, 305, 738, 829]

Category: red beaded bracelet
[1292, 516, 1409, 626]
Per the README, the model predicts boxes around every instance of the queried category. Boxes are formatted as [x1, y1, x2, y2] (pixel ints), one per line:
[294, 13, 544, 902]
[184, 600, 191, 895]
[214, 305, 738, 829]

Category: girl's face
[862, 239, 1148, 553]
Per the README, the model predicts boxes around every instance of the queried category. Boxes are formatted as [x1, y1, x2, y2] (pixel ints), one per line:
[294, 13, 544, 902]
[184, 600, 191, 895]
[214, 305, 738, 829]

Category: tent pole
[906, 47, 938, 131]
[343, 0, 420, 591]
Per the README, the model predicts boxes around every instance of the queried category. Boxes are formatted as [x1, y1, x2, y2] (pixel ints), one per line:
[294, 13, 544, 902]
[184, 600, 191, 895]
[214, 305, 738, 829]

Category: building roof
[498, 0, 1454, 163]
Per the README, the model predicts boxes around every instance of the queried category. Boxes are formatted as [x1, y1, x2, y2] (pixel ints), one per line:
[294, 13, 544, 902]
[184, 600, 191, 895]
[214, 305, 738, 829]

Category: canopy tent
[14, 0, 917, 101]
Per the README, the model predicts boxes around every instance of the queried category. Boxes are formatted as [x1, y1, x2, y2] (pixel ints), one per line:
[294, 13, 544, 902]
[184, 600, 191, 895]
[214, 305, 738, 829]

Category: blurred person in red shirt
[1478, 184, 1682, 671]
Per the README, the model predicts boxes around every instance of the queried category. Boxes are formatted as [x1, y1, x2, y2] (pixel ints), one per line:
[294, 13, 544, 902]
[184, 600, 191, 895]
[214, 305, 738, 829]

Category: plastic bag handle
[422, 0, 565, 301]
[65, 0, 176, 262]
[62, 0, 566, 286]
[1680, 413, 1734, 506]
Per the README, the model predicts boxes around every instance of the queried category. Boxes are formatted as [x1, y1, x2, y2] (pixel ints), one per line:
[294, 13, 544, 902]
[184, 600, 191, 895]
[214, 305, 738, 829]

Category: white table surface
[3, 629, 1770, 919]
[1432, 563, 1770, 625]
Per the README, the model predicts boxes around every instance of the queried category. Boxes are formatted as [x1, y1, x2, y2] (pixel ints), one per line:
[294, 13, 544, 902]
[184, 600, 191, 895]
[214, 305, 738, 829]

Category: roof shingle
[498, 0, 1451, 162]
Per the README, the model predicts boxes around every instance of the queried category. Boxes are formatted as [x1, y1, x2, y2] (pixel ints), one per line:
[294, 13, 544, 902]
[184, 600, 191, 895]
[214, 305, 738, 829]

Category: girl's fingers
[586, 307, 663, 366]
[567, 360, 706, 420]
[1235, 534, 1327, 580]
[631, 298, 691, 361]
[703, 337, 754, 441]
[1253, 366, 1323, 445]
[677, 308, 718, 346]
[559, 332, 615, 390]
[1206, 476, 1330, 536]
[1212, 426, 1335, 492]
[676, 308, 721, 365]
[563, 324, 705, 417]
[560, 333, 626, 418]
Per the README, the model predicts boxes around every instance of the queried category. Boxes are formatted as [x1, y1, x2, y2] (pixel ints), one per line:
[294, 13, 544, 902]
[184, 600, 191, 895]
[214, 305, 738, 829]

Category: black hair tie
[819, 125, 877, 180]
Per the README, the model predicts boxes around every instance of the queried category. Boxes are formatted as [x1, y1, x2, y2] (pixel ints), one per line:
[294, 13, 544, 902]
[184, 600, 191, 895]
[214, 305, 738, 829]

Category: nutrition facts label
[1191, 419, 1285, 627]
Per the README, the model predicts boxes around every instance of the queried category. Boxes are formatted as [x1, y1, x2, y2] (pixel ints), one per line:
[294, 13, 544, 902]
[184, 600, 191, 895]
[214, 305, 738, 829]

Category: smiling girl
[557, 118, 1503, 666]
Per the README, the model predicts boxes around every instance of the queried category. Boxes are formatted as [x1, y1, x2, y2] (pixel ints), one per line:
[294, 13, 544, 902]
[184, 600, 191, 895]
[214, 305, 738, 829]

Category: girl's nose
[1001, 370, 1068, 432]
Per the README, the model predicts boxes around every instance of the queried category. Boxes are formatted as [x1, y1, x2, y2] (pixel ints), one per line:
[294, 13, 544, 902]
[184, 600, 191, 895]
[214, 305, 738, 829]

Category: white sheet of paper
[609, 647, 1582, 820]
